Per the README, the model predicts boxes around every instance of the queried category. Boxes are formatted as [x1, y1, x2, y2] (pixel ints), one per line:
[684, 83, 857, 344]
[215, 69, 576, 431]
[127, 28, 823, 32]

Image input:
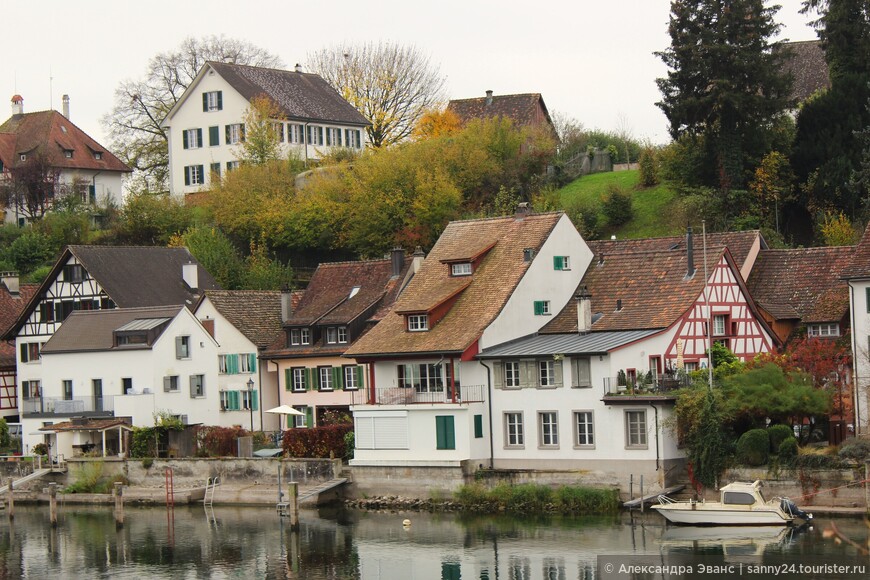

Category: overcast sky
[2, 1, 817, 148]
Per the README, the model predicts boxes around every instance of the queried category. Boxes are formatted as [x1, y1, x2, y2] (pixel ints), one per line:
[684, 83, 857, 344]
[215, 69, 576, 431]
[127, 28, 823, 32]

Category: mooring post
[6, 479, 13, 519]
[48, 483, 58, 526]
[114, 482, 124, 527]
[629, 474, 634, 505]
[288, 481, 299, 530]
[640, 475, 644, 513]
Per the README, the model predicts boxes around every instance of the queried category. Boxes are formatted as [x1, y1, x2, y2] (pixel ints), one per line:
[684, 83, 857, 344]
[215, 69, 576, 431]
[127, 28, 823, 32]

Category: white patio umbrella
[265, 405, 305, 416]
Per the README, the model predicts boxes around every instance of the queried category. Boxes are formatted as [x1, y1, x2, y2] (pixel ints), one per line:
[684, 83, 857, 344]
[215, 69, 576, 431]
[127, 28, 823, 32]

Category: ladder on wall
[204, 476, 220, 507]
[164, 467, 175, 507]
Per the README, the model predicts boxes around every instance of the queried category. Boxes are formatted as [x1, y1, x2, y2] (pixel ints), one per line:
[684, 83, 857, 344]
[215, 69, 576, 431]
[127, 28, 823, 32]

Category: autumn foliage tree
[1, 151, 60, 220]
[236, 95, 285, 165]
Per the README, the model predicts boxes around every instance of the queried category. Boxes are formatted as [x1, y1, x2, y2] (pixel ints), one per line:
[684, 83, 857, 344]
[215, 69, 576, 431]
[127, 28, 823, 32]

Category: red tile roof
[0, 110, 130, 173]
[345, 213, 564, 357]
[201, 290, 283, 349]
[843, 223, 870, 279]
[40, 418, 133, 432]
[542, 246, 727, 333]
[746, 246, 854, 323]
[0, 282, 36, 368]
[447, 93, 554, 132]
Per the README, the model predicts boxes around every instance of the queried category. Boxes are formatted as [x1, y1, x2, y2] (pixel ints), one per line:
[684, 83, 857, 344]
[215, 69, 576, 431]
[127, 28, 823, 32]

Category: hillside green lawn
[558, 170, 681, 239]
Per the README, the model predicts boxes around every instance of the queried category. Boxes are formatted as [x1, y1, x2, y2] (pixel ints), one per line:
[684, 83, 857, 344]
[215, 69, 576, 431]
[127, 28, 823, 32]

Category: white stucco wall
[848, 280, 870, 433]
[480, 215, 592, 350]
[2, 169, 125, 224]
[164, 66, 367, 197]
[22, 309, 219, 452]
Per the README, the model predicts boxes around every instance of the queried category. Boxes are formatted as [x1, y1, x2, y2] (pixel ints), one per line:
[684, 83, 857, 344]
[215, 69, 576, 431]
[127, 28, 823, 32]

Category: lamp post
[246, 378, 255, 433]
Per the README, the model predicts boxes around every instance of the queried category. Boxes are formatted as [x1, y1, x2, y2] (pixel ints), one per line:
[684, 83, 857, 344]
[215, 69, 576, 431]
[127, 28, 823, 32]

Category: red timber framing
[665, 255, 773, 365]
[0, 368, 18, 411]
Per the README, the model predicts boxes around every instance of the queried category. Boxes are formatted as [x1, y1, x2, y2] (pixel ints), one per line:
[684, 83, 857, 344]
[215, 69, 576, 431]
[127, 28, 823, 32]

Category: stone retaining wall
[720, 465, 869, 508]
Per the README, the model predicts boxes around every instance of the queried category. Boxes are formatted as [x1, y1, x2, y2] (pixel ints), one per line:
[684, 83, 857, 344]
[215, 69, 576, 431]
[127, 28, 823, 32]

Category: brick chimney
[11, 94, 23, 115]
[62, 94, 70, 119]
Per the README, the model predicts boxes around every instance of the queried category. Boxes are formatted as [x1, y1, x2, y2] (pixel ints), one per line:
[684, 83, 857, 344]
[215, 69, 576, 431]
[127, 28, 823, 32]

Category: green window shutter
[184, 166, 190, 186]
[866, 287, 870, 313]
[216, 91, 222, 110]
[197, 128, 203, 146]
[230, 391, 240, 411]
[252, 391, 258, 411]
[284, 368, 292, 391]
[210, 162, 220, 176]
[209, 126, 219, 146]
[182, 130, 189, 149]
[240, 124, 246, 142]
[474, 414, 483, 438]
[436, 416, 455, 450]
[202, 93, 208, 112]
[305, 407, 314, 428]
[225, 125, 231, 144]
[553, 256, 562, 270]
[356, 365, 364, 389]
[249, 354, 257, 373]
[229, 354, 239, 374]
[332, 366, 343, 390]
[534, 301, 543, 315]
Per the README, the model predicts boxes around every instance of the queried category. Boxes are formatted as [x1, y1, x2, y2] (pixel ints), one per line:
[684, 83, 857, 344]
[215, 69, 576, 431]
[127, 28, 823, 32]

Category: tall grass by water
[454, 483, 620, 515]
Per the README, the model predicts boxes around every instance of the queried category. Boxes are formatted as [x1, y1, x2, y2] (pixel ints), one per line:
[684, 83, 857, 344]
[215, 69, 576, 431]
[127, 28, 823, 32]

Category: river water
[0, 504, 866, 579]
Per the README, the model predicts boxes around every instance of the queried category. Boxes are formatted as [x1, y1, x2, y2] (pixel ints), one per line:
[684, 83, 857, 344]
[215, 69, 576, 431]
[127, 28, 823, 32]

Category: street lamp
[246, 378, 255, 433]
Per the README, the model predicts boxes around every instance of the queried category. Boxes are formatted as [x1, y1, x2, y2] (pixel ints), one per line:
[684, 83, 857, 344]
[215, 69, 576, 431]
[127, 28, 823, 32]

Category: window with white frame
[22, 380, 41, 399]
[242, 389, 255, 411]
[505, 412, 524, 447]
[808, 323, 840, 337]
[451, 262, 472, 276]
[326, 327, 338, 344]
[713, 314, 727, 336]
[176, 336, 191, 359]
[163, 375, 179, 392]
[343, 365, 360, 390]
[337, 327, 348, 344]
[504, 361, 520, 388]
[398, 363, 443, 393]
[292, 367, 307, 392]
[539, 411, 559, 447]
[290, 329, 301, 346]
[184, 165, 204, 186]
[539, 360, 556, 387]
[683, 361, 699, 372]
[226, 123, 244, 144]
[183, 128, 202, 149]
[62, 380, 73, 401]
[318, 366, 334, 391]
[625, 410, 648, 448]
[300, 328, 310, 345]
[219, 390, 231, 411]
[20, 342, 41, 363]
[218, 355, 229, 374]
[293, 406, 307, 428]
[226, 160, 240, 172]
[407, 314, 429, 332]
[533, 300, 551, 315]
[574, 411, 594, 447]
[240, 354, 254, 373]
[553, 256, 570, 270]
[203, 91, 222, 111]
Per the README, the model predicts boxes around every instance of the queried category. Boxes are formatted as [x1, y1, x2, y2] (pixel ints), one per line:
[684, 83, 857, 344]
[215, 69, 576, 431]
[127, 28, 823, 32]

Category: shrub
[601, 184, 633, 227]
[344, 430, 355, 460]
[195, 425, 248, 457]
[32, 443, 48, 456]
[736, 429, 770, 466]
[778, 438, 798, 461]
[838, 438, 870, 463]
[141, 458, 154, 469]
[0, 418, 10, 450]
[767, 424, 794, 453]
[283, 424, 353, 459]
[453, 483, 619, 514]
[638, 146, 658, 187]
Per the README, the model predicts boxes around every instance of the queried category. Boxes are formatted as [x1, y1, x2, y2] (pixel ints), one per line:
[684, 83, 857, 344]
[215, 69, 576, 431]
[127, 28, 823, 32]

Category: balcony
[23, 396, 115, 417]
[601, 374, 688, 404]
[351, 384, 486, 406]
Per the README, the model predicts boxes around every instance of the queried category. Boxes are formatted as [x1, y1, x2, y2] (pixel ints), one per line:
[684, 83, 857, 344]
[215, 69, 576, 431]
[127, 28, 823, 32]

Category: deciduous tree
[236, 95, 284, 165]
[103, 36, 281, 191]
[0, 151, 60, 220]
[307, 42, 446, 148]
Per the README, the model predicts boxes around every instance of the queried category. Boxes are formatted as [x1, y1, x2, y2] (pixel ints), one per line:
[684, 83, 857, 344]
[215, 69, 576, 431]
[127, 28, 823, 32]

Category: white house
[0, 95, 130, 224]
[844, 224, 870, 434]
[160, 61, 370, 196]
[1, 245, 220, 430]
[194, 290, 284, 432]
[344, 209, 591, 469]
[478, 234, 777, 488]
[28, 305, 220, 455]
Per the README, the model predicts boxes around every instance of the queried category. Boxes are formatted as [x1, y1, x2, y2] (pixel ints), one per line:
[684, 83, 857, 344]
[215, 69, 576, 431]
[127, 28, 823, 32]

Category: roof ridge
[446, 211, 563, 226]
[450, 93, 542, 101]
[208, 60, 317, 77]
[317, 258, 392, 267]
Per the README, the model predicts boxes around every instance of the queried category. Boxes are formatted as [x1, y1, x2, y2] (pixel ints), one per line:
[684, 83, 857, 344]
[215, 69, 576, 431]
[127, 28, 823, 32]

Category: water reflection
[0, 505, 865, 579]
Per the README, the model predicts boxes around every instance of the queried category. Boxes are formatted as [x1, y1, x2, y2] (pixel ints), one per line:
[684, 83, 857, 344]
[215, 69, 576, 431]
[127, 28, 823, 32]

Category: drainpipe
[848, 282, 862, 436]
[91, 171, 101, 206]
[650, 402, 660, 471]
[479, 360, 495, 469]
[257, 351, 264, 431]
[303, 122, 309, 167]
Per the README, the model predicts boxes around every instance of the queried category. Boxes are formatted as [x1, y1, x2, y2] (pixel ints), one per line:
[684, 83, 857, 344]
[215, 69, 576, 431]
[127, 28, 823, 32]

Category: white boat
[651, 480, 812, 526]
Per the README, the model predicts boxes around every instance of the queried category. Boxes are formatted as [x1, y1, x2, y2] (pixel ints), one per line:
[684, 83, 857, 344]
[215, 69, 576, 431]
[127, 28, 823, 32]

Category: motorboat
[651, 480, 812, 526]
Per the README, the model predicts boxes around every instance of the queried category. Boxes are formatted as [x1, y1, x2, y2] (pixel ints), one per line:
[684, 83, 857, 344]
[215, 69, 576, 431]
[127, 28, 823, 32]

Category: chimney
[616, 299, 622, 311]
[412, 246, 425, 274]
[391, 247, 405, 278]
[294, 63, 303, 73]
[576, 286, 592, 334]
[281, 286, 294, 322]
[485, 90, 493, 105]
[0, 271, 19, 295]
[515, 201, 531, 220]
[10, 94, 23, 115]
[182, 262, 198, 290]
[597, 253, 605, 266]
[62, 94, 70, 119]
[686, 226, 696, 278]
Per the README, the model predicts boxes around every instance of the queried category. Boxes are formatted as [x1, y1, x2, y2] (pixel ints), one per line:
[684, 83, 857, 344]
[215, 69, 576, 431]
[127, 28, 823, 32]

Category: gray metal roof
[115, 317, 171, 332]
[478, 329, 661, 359]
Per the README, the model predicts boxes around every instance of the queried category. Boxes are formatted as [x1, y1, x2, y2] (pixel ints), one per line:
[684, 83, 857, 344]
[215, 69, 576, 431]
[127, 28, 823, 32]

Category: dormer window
[20, 154, 26, 162]
[290, 328, 311, 346]
[326, 327, 338, 344]
[63, 149, 73, 159]
[338, 327, 348, 343]
[94, 151, 102, 160]
[407, 314, 429, 332]
[451, 262, 472, 276]
[808, 323, 839, 337]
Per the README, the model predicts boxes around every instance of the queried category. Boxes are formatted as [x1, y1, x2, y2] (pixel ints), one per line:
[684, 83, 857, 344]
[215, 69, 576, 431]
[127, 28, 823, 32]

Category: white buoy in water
[402, 519, 411, 527]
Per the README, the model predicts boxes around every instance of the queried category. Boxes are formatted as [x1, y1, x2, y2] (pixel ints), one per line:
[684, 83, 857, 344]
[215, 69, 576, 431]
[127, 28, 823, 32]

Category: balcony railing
[351, 384, 486, 406]
[602, 374, 689, 397]
[22, 396, 115, 416]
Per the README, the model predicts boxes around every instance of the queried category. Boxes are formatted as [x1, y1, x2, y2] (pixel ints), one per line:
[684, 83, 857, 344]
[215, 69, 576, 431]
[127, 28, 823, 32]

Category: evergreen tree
[656, 0, 792, 191]
[791, 0, 870, 221]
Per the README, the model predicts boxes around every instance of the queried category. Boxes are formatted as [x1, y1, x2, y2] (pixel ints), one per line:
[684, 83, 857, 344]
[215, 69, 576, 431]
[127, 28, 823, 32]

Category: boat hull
[651, 504, 791, 526]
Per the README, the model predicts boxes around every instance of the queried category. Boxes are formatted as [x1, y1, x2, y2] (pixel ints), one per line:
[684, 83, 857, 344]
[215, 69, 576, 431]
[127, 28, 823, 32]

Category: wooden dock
[623, 484, 685, 509]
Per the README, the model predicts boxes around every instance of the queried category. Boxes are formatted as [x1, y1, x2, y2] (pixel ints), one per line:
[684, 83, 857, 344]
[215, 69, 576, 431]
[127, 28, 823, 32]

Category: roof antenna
[49, 65, 53, 111]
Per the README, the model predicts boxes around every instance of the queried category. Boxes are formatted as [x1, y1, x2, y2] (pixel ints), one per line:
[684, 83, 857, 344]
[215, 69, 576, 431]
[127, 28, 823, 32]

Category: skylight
[349, 286, 361, 299]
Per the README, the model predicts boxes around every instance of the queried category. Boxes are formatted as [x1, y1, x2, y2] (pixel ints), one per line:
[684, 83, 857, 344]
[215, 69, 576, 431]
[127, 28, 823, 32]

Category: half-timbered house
[0, 272, 36, 424]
